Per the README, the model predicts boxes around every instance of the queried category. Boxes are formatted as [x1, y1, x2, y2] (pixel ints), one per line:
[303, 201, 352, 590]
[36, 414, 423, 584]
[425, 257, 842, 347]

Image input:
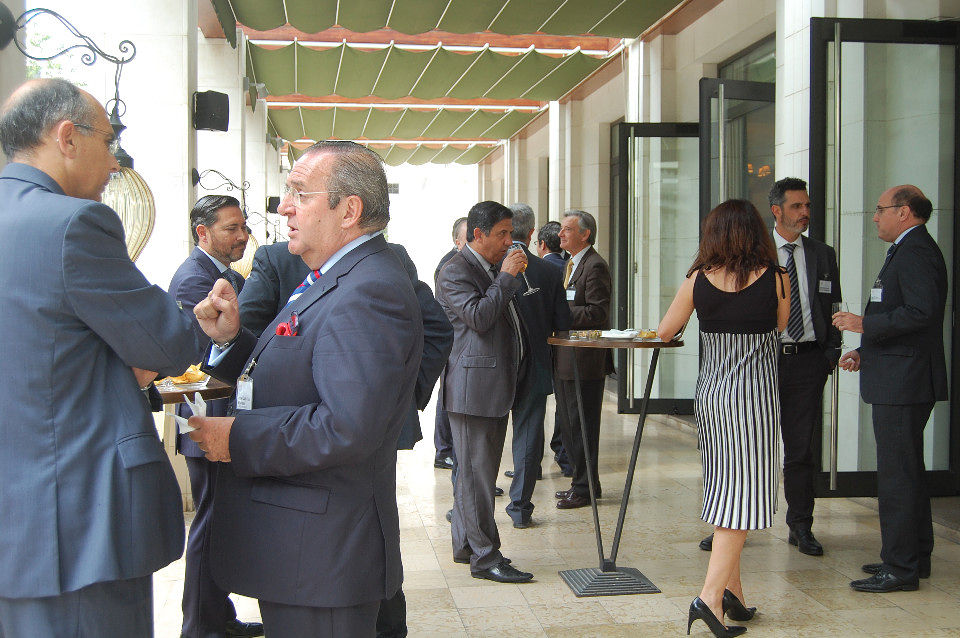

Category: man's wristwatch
[214, 331, 240, 350]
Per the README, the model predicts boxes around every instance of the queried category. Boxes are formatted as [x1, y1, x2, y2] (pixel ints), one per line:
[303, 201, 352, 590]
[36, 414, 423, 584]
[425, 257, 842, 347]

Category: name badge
[870, 287, 883, 303]
[566, 289, 576, 301]
[236, 374, 253, 410]
[818, 280, 832, 294]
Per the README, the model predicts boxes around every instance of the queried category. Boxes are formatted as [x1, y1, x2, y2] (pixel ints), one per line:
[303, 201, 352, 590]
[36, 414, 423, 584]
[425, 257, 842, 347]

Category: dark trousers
[872, 402, 935, 581]
[555, 378, 604, 498]
[0, 575, 152, 638]
[449, 411, 508, 571]
[375, 589, 406, 638]
[506, 391, 548, 524]
[259, 599, 379, 638]
[182, 456, 237, 637]
[778, 349, 830, 531]
[433, 402, 453, 460]
[549, 404, 572, 472]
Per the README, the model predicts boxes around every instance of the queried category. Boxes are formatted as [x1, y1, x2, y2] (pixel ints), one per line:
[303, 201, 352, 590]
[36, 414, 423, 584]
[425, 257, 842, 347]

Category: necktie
[563, 259, 573, 288]
[285, 269, 321, 307]
[223, 268, 243, 294]
[783, 243, 804, 341]
[491, 265, 524, 362]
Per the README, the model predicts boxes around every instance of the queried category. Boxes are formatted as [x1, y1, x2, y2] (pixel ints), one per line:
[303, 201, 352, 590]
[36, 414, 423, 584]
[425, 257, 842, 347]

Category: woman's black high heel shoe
[687, 597, 747, 637]
[722, 589, 757, 621]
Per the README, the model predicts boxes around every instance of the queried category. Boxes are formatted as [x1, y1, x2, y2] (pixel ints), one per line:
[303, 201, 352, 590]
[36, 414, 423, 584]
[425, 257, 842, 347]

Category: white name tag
[818, 280, 832, 294]
[566, 289, 576, 301]
[870, 287, 883, 303]
[236, 374, 253, 411]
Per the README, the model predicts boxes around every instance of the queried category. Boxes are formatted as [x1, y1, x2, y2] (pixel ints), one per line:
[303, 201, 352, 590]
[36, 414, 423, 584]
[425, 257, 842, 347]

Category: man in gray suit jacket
[836, 185, 947, 593]
[436, 201, 534, 583]
[0, 79, 202, 635]
[190, 141, 423, 637]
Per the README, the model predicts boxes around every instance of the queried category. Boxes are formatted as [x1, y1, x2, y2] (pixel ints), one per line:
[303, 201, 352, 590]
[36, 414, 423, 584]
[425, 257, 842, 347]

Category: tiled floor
[155, 393, 960, 636]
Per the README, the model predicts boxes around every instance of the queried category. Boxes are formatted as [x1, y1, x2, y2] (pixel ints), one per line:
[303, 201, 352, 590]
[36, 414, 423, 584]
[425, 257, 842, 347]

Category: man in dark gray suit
[189, 141, 423, 637]
[836, 185, 947, 593]
[436, 201, 534, 583]
[0, 79, 202, 635]
[169, 195, 263, 638]
[503, 204, 570, 528]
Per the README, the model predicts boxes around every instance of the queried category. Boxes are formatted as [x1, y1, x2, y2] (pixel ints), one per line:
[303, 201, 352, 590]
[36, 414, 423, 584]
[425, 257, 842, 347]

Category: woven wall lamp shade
[102, 167, 156, 262]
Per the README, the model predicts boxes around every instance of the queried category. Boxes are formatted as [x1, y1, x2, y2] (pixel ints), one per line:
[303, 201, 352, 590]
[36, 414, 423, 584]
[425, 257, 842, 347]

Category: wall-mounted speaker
[193, 91, 229, 131]
[266, 196, 280, 214]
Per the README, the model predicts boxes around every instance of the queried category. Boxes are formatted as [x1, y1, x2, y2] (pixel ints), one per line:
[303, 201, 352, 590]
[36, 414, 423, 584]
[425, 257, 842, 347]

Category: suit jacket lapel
[801, 236, 817, 303]
[460, 245, 494, 286]
[569, 247, 594, 287]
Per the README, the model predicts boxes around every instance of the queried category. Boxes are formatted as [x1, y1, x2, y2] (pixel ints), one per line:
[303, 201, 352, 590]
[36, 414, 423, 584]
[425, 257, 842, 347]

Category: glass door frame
[611, 121, 699, 415]
[698, 77, 776, 222]
[809, 16, 960, 497]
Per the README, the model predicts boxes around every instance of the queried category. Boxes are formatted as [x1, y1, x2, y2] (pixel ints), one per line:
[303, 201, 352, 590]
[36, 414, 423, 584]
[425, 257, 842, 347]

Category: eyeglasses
[280, 185, 339, 208]
[875, 204, 903, 215]
[73, 122, 120, 155]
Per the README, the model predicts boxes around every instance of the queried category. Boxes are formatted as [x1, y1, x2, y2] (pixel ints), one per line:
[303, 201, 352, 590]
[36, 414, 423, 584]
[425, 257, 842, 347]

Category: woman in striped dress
[659, 200, 789, 638]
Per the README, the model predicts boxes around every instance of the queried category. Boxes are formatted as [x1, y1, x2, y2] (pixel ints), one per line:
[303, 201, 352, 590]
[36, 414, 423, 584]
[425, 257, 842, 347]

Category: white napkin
[601, 329, 639, 339]
[175, 392, 207, 434]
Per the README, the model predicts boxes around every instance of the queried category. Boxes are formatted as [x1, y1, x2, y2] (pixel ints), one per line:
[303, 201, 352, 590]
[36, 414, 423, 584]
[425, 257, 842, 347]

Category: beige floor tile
[449, 584, 529, 608]
[457, 605, 545, 636]
[405, 608, 467, 635]
[529, 601, 615, 628]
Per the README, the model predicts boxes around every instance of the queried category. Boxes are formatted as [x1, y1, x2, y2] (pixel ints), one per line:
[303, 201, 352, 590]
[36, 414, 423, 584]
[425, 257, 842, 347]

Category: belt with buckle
[780, 341, 819, 355]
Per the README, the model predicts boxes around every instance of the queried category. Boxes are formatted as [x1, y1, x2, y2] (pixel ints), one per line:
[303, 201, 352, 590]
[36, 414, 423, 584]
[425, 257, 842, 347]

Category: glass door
[810, 17, 960, 497]
[698, 78, 776, 222]
[611, 122, 699, 414]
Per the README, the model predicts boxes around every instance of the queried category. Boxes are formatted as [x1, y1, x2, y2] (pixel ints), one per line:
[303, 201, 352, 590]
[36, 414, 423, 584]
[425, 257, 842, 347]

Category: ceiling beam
[238, 26, 621, 53]
[265, 95, 544, 110]
[199, 0, 226, 39]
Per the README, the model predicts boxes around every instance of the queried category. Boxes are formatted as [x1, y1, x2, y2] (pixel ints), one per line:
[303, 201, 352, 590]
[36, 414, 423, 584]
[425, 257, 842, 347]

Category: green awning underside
[247, 42, 607, 101]
[270, 106, 538, 143]
[288, 142, 497, 166]
[218, 0, 679, 39]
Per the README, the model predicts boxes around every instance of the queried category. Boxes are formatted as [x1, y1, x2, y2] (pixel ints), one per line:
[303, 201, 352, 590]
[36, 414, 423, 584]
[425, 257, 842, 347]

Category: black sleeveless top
[693, 267, 781, 334]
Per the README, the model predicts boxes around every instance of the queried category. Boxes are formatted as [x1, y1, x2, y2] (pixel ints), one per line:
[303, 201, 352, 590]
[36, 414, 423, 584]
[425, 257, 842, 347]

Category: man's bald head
[887, 184, 932, 222]
[0, 79, 97, 160]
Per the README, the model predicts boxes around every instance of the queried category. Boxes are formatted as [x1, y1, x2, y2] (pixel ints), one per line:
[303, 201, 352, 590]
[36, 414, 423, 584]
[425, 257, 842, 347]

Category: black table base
[559, 345, 664, 597]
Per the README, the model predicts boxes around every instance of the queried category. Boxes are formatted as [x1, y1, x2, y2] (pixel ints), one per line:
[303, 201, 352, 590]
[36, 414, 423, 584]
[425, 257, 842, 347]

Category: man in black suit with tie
[433, 216, 467, 470]
[835, 185, 947, 593]
[502, 204, 570, 528]
[436, 201, 534, 583]
[168, 195, 263, 638]
[700, 178, 842, 556]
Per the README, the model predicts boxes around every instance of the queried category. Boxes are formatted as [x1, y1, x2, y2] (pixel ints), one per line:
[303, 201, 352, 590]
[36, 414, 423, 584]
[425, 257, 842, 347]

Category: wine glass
[510, 242, 539, 296]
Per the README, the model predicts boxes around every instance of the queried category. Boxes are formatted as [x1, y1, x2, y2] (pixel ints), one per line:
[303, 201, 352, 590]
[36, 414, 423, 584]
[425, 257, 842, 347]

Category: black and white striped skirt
[695, 330, 780, 530]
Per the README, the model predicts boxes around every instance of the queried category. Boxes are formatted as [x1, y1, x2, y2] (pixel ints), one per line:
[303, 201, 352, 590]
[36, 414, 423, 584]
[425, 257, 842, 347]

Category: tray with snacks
[154, 364, 209, 391]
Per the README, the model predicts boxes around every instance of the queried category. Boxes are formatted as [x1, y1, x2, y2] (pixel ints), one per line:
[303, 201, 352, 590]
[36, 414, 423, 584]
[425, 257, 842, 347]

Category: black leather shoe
[472, 560, 533, 583]
[456, 555, 512, 565]
[699, 533, 714, 551]
[494, 486, 504, 496]
[863, 562, 930, 579]
[555, 489, 573, 499]
[788, 528, 824, 556]
[504, 469, 515, 478]
[687, 597, 746, 637]
[434, 456, 454, 469]
[445, 509, 452, 523]
[513, 519, 534, 529]
[225, 619, 265, 637]
[850, 569, 919, 592]
[557, 493, 591, 509]
[722, 589, 756, 622]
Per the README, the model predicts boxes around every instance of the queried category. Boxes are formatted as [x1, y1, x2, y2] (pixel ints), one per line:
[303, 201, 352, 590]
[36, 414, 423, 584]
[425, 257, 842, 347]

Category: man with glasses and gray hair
[0, 78, 203, 635]
[189, 141, 423, 636]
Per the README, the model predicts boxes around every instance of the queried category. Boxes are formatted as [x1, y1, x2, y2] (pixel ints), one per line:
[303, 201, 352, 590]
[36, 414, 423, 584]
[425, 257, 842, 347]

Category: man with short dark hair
[169, 195, 263, 638]
[554, 210, 613, 510]
[537, 220, 567, 267]
[436, 201, 534, 583]
[502, 204, 570, 528]
[0, 78, 202, 635]
[433, 216, 468, 470]
[836, 185, 947, 593]
[190, 140, 423, 636]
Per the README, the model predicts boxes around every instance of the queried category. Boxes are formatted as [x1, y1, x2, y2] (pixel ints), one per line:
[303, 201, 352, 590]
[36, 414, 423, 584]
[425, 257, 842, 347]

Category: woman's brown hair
[687, 199, 778, 289]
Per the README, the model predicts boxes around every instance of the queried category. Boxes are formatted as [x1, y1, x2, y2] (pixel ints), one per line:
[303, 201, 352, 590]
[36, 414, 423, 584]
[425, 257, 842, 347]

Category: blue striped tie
[285, 269, 320, 307]
[783, 244, 804, 340]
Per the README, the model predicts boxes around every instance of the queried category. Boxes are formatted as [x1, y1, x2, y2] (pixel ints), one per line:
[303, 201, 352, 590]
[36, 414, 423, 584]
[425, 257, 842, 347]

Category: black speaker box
[193, 91, 229, 131]
[266, 196, 280, 214]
